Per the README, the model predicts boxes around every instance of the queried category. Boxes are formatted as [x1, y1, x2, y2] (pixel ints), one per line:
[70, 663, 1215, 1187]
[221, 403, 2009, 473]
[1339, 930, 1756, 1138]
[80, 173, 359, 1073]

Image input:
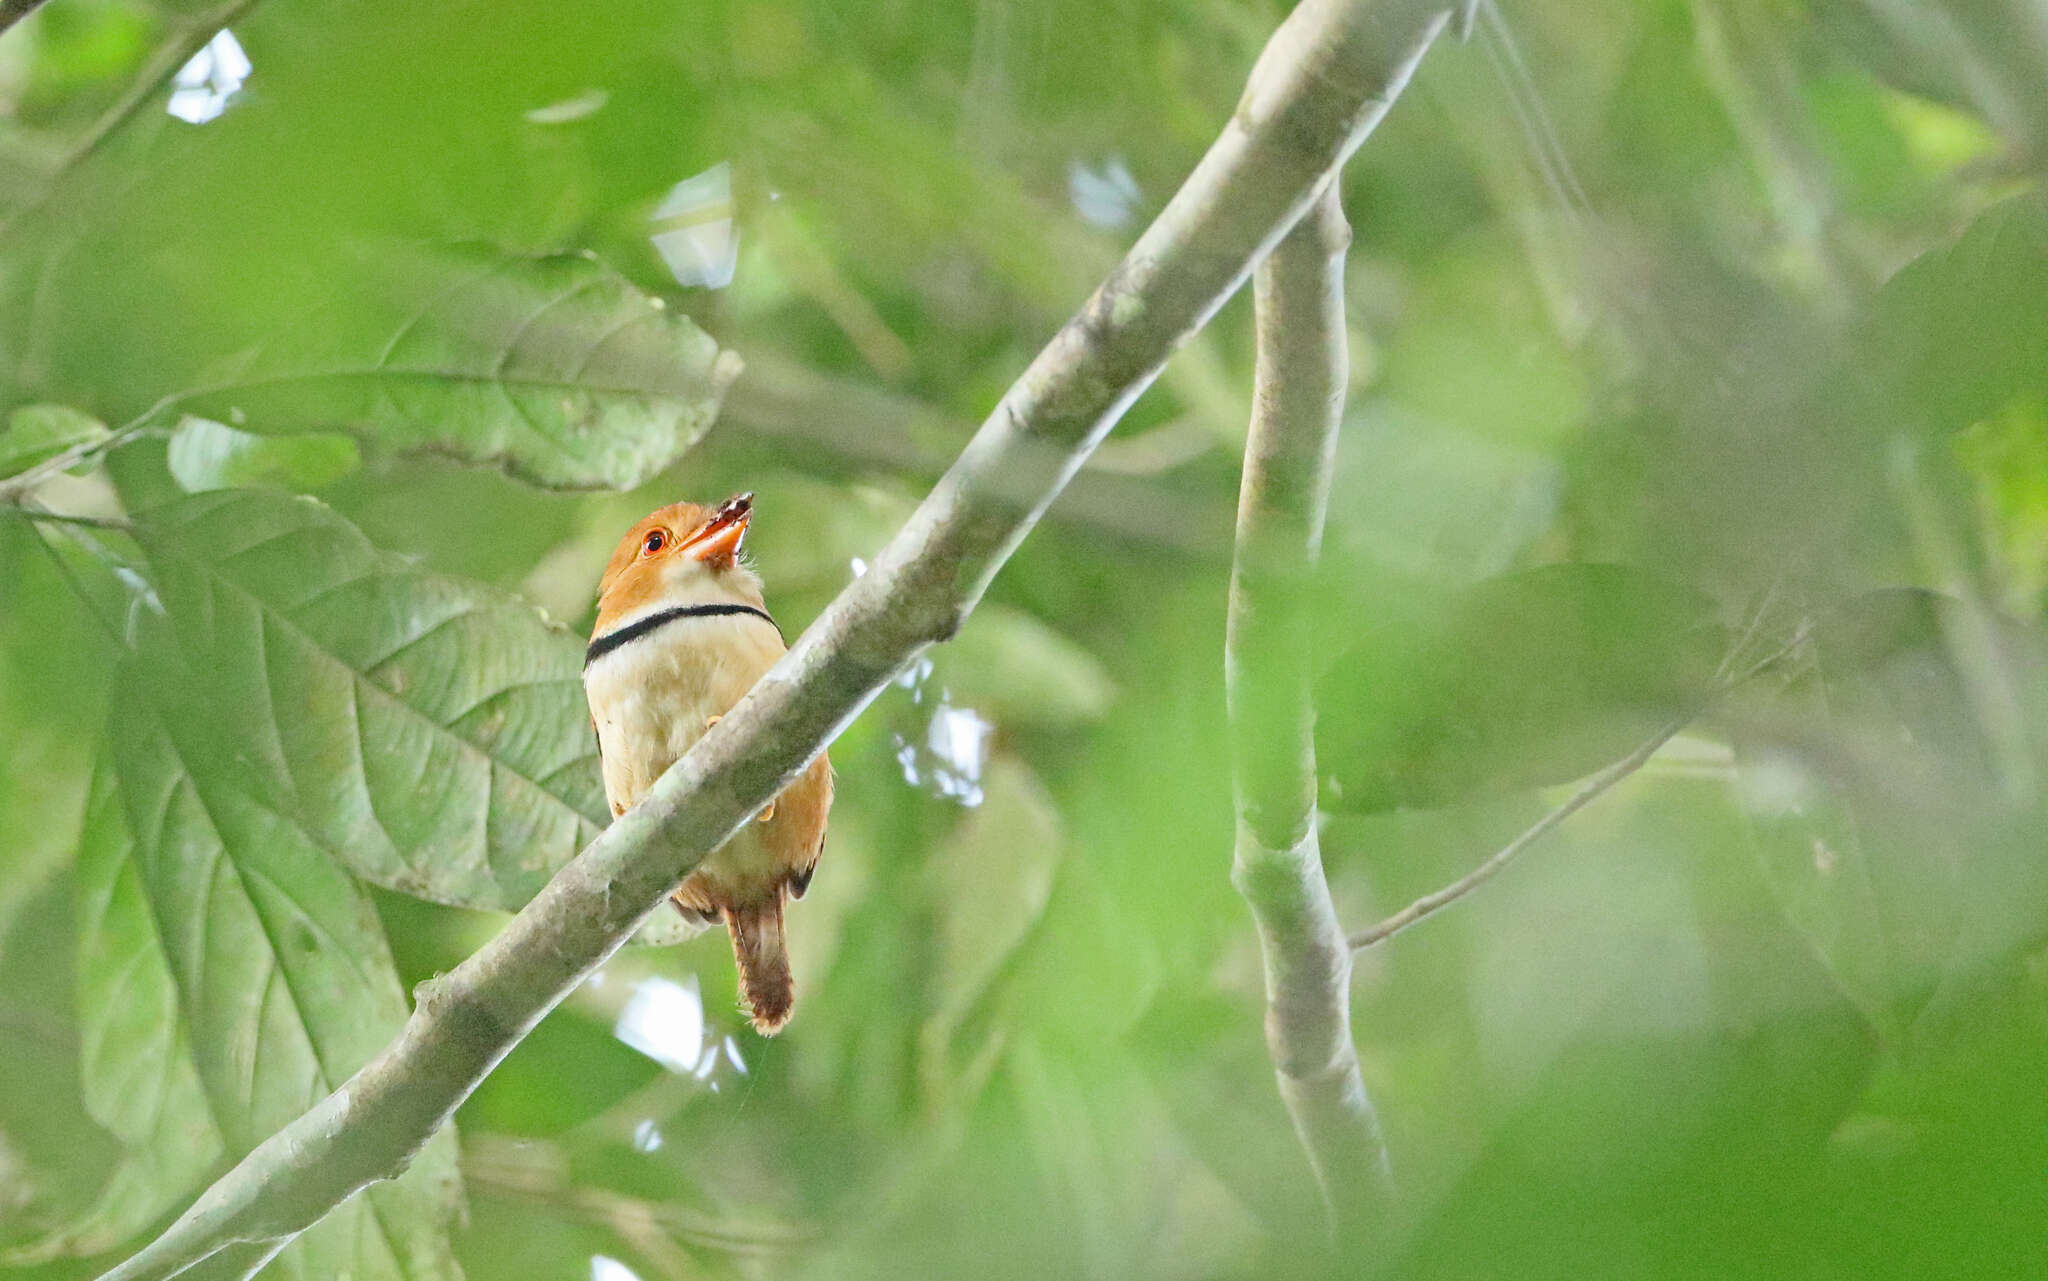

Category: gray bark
[1227, 183, 1391, 1237]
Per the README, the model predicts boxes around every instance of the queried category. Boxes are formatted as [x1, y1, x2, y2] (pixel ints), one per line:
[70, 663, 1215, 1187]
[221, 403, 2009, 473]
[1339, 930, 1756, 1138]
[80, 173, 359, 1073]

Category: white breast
[583, 611, 787, 814]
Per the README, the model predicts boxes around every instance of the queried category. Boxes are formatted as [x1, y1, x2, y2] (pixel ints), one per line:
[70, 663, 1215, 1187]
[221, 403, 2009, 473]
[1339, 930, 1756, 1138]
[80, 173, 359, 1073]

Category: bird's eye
[642, 530, 666, 555]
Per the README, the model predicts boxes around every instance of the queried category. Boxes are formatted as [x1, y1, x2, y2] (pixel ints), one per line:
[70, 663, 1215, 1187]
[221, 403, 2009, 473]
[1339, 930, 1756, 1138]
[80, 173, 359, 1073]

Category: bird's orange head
[593, 493, 763, 634]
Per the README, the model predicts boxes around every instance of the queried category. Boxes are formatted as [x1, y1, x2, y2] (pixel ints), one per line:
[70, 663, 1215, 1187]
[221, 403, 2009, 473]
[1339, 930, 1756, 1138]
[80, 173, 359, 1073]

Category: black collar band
[586, 603, 780, 667]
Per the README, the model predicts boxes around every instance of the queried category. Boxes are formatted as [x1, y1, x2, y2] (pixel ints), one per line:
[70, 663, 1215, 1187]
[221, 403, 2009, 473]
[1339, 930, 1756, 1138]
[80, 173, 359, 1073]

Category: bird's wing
[774, 752, 832, 898]
[590, 714, 630, 819]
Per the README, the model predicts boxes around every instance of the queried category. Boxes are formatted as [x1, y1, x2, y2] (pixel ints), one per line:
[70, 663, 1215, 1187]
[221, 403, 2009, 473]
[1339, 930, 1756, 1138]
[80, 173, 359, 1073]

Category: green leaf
[129, 488, 692, 943]
[0, 403, 110, 479]
[136, 488, 603, 909]
[2, 766, 223, 1264]
[1868, 194, 2048, 438]
[167, 416, 361, 493]
[175, 244, 741, 491]
[1315, 564, 1726, 813]
[78, 669, 465, 1278]
[458, 1004, 663, 1138]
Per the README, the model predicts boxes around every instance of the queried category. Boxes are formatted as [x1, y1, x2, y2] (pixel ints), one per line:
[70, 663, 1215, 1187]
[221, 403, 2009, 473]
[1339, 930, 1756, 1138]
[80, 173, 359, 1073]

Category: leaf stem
[0, 424, 147, 505]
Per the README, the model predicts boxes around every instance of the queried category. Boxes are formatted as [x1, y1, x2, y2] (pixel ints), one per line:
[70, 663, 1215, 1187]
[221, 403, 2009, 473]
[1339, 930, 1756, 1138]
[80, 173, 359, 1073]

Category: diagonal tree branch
[720, 352, 1235, 558]
[93, 2, 1458, 1277]
[1227, 181, 1391, 1236]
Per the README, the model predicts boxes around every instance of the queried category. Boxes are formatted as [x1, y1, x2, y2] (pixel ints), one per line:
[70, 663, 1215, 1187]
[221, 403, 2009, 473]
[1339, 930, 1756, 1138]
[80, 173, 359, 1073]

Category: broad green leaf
[0, 403, 110, 479]
[87, 665, 464, 1279]
[0, 516, 106, 922]
[0, 524, 139, 1261]
[167, 415, 361, 493]
[458, 1002, 663, 1139]
[129, 488, 693, 944]
[1315, 564, 1726, 813]
[2, 766, 224, 1264]
[0, 871, 113, 1257]
[135, 488, 604, 911]
[174, 245, 741, 491]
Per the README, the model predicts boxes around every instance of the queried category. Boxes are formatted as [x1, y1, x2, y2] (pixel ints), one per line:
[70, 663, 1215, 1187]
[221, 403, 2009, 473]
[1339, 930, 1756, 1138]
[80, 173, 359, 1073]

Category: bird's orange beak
[681, 492, 753, 570]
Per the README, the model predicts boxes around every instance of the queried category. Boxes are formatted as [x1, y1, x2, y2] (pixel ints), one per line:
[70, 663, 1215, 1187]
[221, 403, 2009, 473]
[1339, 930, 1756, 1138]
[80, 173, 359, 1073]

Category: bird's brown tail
[721, 899, 793, 1035]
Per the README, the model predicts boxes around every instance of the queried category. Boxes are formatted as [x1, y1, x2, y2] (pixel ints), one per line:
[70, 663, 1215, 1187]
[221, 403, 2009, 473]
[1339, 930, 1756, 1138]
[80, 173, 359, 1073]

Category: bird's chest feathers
[584, 616, 783, 808]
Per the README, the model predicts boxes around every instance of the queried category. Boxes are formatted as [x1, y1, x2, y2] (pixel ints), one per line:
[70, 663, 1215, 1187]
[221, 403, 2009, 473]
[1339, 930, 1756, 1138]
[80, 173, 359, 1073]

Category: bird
[583, 493, 831, 1034]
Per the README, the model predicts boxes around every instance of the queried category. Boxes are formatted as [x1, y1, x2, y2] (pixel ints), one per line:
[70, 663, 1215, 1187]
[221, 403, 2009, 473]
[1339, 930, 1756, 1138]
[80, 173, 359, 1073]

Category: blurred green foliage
[4, 0, 2048, 1278]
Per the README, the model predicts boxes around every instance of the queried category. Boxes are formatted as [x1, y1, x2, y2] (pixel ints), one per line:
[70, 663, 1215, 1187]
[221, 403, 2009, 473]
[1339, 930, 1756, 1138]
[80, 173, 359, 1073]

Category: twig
[92, 4, 1458, 1277]
[1226, 182, 1390, 1235]
[0, 380, 203, 506]
[1347, 715, 1689, 948]
[1348, 623, 1813, 950]
[720, 353, 1233, 558]
[0, 437, 111, 504]
[0, 424, 146, 505]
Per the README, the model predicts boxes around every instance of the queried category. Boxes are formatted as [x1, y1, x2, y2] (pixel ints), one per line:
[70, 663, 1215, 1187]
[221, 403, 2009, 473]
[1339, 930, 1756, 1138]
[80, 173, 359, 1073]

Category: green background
[5, 0, 2048, 1277]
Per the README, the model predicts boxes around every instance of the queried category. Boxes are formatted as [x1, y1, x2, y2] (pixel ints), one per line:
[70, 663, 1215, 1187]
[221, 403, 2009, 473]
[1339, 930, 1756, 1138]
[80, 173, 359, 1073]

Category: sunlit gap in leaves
[631, 1118, 663, 1153]
[611, 974, 748, 1087]
[1067, 155, 1142, 230]
[590, 1256, 642, 1281]
[846, 556, 997, 807]
[166, 30, 250, 125]
[1734, 750, 1822, 821]
[650, 161, 738, 290]
[890, 656, 993, 808]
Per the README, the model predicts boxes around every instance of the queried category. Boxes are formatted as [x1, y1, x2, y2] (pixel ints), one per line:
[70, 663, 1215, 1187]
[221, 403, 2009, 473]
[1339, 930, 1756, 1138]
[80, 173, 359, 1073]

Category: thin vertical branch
[1227, 183, 1390, 1236]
